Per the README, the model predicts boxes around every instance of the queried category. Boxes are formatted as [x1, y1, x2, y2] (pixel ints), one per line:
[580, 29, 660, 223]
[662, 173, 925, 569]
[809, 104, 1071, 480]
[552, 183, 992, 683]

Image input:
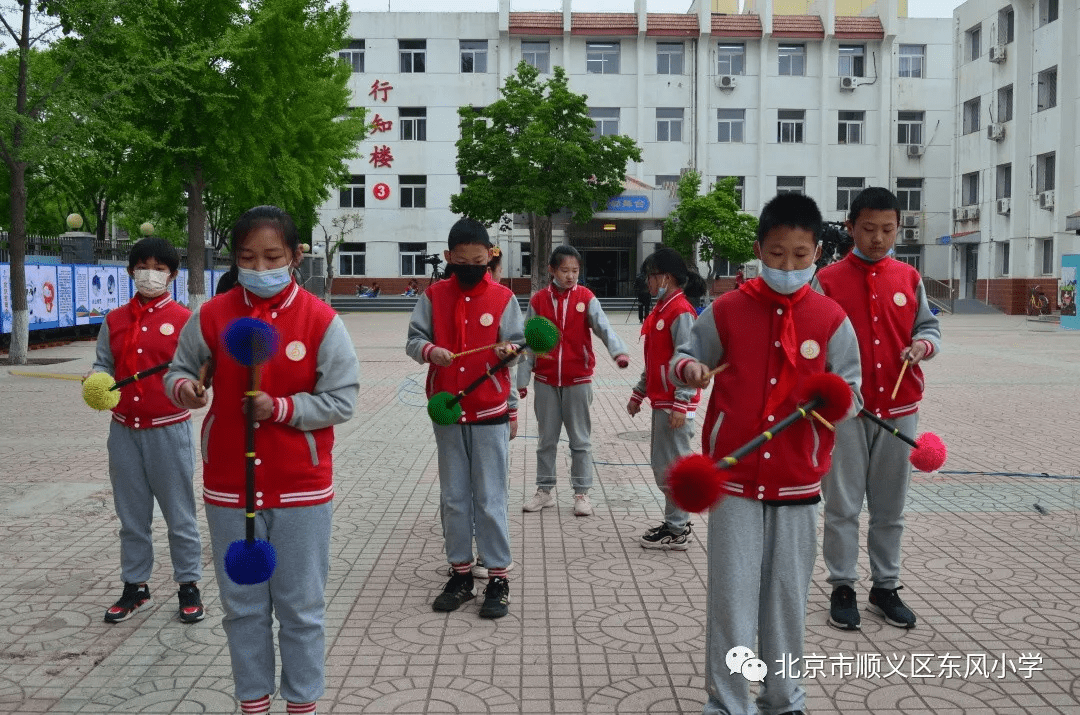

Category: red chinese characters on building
[369, 114, 393, 135]
[369, 145, 394, 169]
[369, 80, 393, 102]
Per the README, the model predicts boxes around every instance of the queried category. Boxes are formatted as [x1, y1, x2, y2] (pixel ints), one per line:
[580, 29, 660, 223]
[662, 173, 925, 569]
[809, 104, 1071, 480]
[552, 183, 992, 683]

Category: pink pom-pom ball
[910, 432, 947, 472]
[666, 454, 725, 513]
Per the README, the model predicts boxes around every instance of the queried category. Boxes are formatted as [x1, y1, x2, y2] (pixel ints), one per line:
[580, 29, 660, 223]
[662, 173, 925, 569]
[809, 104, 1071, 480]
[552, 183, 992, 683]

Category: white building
[319, 0, 954, 298]
[947, 0, 1079, 313]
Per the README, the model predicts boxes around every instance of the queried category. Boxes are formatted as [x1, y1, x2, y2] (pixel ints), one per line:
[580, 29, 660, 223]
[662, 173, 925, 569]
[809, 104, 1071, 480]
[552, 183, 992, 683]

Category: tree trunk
[528, 212, 552, 295]
[7, 160, 29, 365]
[185, 166, 207, 313]
[95, 197, 108, 242]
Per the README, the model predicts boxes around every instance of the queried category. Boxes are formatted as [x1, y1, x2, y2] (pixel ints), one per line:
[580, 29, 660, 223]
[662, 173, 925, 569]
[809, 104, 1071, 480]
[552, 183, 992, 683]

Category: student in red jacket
[91, 237, 204, 625]
[814, 187, 941, 632]
[674, 193, 862, 715]
[518, 245, 630, 516]
[166, 205, 359, 715]
[627, 247, 706, 550]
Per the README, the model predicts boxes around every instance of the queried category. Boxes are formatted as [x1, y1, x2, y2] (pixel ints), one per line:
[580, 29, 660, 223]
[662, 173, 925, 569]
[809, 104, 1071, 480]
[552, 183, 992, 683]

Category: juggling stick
[858, 408, 948, 472]
[109, 360, 171, 390]
[449, 342, 509, 359]
[703, 363, 729, 378]
[195, 361, 211, 397]
[221, 317, 280, 585]
[10, 370, 84, 382]
[890, 359, 909, 400]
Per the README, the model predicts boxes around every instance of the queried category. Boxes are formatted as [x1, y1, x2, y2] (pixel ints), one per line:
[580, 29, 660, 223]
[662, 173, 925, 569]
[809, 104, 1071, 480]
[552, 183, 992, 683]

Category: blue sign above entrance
[605, 195, 650, 212]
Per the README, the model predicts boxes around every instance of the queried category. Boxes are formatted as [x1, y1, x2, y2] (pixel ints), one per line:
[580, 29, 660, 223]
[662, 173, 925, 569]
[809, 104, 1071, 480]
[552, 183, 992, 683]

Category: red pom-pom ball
[909, 431, 947, 472]
[794, 373, 853, 423]
[666, 454, 725, 513]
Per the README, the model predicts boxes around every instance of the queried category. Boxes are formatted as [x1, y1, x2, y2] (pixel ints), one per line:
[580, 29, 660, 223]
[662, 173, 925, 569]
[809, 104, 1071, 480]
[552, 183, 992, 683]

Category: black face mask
[446, 263, 487, 288]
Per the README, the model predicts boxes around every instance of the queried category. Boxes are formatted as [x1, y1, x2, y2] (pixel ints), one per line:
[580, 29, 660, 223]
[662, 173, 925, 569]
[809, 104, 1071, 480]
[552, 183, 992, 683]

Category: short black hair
[549, 244, 581, 269]
[231, 205, 300, 258]
[847, 186, 901, 224]
[128, 236, 180, 273]
[758, 194, 823, 244]
[448, 218, 492, 250]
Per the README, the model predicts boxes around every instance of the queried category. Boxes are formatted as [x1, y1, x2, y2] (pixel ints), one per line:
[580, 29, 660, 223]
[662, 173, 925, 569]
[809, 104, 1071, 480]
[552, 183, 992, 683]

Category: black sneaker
[639, 522, 692, 551]
[432, 569, 475, 612]
[178, 583, 205, 623]
[478, 576, 510, 619]
[104, 583, 152, 623]
[868, 586, 917, 628]
[828, 585, 861, 630]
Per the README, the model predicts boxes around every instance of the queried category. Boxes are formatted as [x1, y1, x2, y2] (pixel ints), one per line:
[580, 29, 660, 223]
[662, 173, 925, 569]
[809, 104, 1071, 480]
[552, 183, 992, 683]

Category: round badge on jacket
[285, 340, 307, 361]
[576, 302, 586, 313]
[656, 318, 665, 331]
[893, 292, 908, 307]
[799, 339, 821, 359]
[479, 313, 494, 327]
[159, 323, 175, 336]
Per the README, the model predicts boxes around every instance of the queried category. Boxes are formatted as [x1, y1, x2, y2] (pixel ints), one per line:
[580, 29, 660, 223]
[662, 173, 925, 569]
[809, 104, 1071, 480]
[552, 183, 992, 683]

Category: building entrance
[964, 244, 978, 299]
[567, 220, 637, 297]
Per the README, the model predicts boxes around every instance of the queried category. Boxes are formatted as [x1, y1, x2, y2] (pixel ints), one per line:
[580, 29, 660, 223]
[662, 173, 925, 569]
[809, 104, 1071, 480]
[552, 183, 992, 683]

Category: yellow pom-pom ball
[83, 372, 121, 411]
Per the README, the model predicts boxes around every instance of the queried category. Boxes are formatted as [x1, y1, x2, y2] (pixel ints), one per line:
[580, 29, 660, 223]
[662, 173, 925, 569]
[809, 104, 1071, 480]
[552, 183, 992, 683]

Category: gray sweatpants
[821, 412, 919, 590]
[650, 409, 693, 533]
[534, 382, 594, 494]
[703, 497, 817, 715]
[206, 502, 332, 704]
[107, 420, 201, 585]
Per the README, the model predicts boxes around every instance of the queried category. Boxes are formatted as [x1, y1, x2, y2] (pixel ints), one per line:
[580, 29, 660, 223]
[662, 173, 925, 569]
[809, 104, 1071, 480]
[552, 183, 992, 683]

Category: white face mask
[759, 264, 816, 295]
[237, 265, 293, 298]
[133, 269, 171, 298]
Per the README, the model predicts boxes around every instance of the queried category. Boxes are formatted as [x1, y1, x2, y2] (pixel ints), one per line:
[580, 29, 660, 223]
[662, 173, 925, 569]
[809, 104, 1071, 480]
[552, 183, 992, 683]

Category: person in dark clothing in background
[634, 265, 652, 323]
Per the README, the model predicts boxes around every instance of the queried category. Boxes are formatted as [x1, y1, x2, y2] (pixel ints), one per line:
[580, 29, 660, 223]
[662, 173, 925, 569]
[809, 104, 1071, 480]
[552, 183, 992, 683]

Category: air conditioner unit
[1039, 190, 1055, 209]
[953, 207, 966, 221]
[715, 75, 736, 90]
[839, 76, 856, 90]
[907, 144, 925, 158]
[987, 123, 1005, 141]
[900, 212, 919, 228]
[968, 206, 980, 220]
[996, 198, 1011, 214]
[989, 44, 1006, 63]
[902, 227, 921, 243]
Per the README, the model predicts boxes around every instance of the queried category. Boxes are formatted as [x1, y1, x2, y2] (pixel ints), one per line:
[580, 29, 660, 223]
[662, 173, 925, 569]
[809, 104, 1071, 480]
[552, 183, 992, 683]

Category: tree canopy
[663, 172, 756, 274]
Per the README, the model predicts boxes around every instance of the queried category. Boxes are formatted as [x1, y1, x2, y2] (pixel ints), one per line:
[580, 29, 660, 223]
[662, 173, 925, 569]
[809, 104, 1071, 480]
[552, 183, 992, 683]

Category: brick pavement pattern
[0, 312, 1078, 714]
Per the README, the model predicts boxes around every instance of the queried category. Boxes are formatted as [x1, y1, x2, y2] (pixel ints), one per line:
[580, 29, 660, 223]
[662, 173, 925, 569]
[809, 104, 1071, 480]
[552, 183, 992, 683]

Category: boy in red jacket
[814, 187, 941, 631]
[674, 194, 862, 715]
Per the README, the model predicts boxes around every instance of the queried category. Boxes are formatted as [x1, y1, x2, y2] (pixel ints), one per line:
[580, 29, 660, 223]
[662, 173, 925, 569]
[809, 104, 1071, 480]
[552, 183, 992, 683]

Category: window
[836, 177, 865, 212]
[838, 111, 864, 144]
[996, 163, 1012, 199]
[400, 175, 426, 209]
[1038, 0, 1058, 27]
[522, 41, 550, 73]
[778, 44, 806, 76]
[898, 44, 925, 78]
[962, 172, 979, 206]
[896, 178, 922, 211]
[460, 40, 488, 73]
[399, 242, 428, 277]
[997, 85, 1013, 122]
[777, 176, 805, 195]
[399, 40, 426, 73]
[1037, 67, 1057, 111]
[713, 257, 739, 277]
[589, 108, 620, 138]
[999, 241, 1010, 276]
[717, 109, 745, 143]
[963, 97, 980, 134]
[897, 111, 924, 145]
[399, 108, 427, 141]
[999, 7, 1015, 44]
[838, 44, 865, 77]
[966, 25, 981, 62]
[586, 42, 620, 74]
[717, 43, 745, 75]
[656, 108, 684, 142]
[657, 42, 684, 74]
[339, 175, 365, 208]
[777, 109, 804, 143]
[894, 246, 921, 271]
[1037, 152, 1055, 193]
[656, 174, 680, 188]
[339, 40, 364, 73]
[1042, 238, 1054, 275]
[717, 176, 745, 209]
[338, 242, 366, 277]
[521, 245, 531, 277]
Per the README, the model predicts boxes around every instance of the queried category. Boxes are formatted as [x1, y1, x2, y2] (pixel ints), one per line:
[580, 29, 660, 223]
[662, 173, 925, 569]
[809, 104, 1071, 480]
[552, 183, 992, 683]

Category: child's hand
[615, 354, 630, 369]
[244, 391, 273, 421]
[510, 419, 518, 440]
[518, 387, 528, 399]
[177, 380, 209, 410]
[682, 361, 712, 389]
[627, 399, 641, 416]
[429, 347, 453, 367]
[900, 340, 929, 365]
[494, 343, 517, 360]
[668, 411, 686, 429]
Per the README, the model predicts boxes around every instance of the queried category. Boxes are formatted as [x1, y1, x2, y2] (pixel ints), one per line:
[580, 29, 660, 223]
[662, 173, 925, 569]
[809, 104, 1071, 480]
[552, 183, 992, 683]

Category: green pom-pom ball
[83, 372, 121, 411]
[523, 316, 559, 354]
[427, 391, 463, 426]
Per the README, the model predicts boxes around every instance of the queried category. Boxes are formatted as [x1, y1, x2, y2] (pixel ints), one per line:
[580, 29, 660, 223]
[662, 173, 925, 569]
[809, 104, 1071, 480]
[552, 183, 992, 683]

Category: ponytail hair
[683, 271, 707, 305]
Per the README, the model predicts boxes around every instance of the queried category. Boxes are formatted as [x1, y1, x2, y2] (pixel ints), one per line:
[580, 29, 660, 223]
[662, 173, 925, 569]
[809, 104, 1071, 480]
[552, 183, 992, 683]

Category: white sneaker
[574, 494, 594, 516]
[522, 489, 555, 512]
[471, 559, 515, 579]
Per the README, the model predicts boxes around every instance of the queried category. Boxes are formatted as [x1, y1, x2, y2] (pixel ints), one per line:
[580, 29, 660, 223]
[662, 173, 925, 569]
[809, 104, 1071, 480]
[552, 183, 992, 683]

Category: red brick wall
[980, 278, 1058, 315]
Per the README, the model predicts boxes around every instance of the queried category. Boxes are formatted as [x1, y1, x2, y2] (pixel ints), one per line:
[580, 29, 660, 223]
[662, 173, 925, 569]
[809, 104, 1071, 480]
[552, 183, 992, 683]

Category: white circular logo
[656, 318, 665, 331]
[799, 339, 821, 359]
[893, 292, 908, 307]
[479, 313, 494, 327]
[576, 301, 586, 313]
[159, 323, 175, 336]
[285, 340, 307, 361]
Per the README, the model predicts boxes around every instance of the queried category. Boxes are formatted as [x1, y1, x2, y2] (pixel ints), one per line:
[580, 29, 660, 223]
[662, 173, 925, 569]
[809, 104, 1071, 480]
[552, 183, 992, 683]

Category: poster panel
[25, 264, 60, 331]
[1060, 255, 1078, 330]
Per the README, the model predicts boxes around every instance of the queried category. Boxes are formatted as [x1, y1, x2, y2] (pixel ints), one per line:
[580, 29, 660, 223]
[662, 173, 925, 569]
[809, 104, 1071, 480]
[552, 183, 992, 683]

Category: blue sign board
[605, 195, 650, 213]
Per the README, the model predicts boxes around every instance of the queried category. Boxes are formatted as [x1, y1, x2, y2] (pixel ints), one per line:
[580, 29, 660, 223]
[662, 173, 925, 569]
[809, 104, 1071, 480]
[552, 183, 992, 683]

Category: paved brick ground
[0, 311, 1077, 714]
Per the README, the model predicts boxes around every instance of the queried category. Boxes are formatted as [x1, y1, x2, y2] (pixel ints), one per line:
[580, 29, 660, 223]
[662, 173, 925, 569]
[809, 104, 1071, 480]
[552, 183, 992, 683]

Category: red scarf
[738, 278, 811, 421]
[117, 295, 155, 395]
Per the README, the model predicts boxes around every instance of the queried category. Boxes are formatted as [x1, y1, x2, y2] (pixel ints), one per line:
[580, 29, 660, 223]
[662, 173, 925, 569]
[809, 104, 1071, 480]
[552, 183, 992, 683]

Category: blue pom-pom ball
[224, 538, 277, 584]
[222, 317, 280, 367]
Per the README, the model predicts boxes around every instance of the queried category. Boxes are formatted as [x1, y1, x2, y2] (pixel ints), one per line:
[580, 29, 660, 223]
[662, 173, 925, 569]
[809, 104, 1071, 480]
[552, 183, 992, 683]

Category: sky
[347, 0, 966, 17]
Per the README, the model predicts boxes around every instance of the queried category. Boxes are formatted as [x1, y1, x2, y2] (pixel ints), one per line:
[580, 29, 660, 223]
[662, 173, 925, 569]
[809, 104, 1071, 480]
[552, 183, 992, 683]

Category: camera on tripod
[421, 254, 443, 268]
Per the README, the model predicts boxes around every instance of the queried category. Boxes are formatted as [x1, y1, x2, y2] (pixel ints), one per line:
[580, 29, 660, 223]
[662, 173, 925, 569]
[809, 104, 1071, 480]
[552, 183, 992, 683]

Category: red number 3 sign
[372, 182, 391, 201]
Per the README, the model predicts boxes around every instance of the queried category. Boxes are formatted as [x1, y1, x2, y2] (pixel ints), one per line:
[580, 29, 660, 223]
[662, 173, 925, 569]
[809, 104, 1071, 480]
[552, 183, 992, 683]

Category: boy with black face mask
[406, 218, 525, 619]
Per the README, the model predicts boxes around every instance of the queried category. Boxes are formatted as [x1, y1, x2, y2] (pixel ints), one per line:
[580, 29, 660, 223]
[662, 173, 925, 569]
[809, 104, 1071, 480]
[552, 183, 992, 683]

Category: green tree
[452, 62, 642, 292]
[318, 212, 361, 301]
[663, 172, 756, 276]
